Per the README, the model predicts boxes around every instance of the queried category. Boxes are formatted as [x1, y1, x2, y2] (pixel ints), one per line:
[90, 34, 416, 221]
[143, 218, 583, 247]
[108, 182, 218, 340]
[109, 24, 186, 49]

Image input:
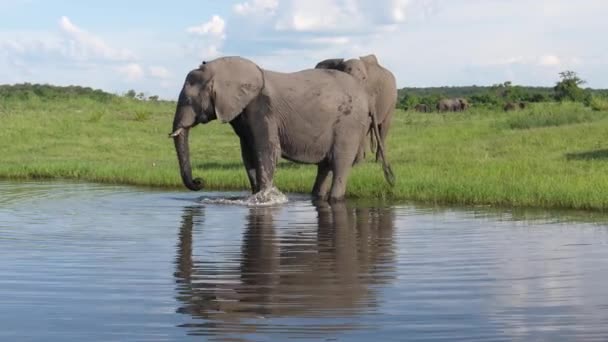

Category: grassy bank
[2, 90, 608, 210]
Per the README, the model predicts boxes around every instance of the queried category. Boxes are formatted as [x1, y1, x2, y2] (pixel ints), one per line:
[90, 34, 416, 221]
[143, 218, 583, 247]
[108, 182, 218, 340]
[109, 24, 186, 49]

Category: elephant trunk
[173, 127, 204, 191]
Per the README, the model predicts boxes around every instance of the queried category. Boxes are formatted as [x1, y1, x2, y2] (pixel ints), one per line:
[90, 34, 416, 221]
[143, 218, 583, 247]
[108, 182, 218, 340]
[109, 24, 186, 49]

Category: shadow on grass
[566, 149, 608, 161]
[193, 161, 310, 170]
[193, 162, 244, 170]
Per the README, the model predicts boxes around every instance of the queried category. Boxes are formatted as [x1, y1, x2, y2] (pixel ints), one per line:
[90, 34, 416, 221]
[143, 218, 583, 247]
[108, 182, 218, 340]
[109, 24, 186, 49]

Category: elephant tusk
[169, 128, 184, 138]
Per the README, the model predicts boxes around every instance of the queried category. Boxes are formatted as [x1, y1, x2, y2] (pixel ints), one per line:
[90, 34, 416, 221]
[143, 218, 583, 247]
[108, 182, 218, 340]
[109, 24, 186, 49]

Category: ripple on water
[2, 181, 608, 341]
[198, 186, 289, 207]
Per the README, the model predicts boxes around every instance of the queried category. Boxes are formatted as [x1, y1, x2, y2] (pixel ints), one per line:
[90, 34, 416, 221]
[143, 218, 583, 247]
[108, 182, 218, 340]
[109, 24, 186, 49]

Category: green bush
[589, 96, 608, 111]
[503, 102, 606, 130]
[554, 71, 592, 103]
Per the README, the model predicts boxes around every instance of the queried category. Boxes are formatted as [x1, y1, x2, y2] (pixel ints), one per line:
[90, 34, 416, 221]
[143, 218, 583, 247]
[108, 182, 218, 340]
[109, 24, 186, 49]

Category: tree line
[398, 71, 608, 111]
[3, 70, 608, 112]
[0, 84, 165, 103]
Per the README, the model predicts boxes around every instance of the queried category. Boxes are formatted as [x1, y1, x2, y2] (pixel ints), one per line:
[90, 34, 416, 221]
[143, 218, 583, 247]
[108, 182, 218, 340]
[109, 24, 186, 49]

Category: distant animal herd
[413, 98, 528, 112]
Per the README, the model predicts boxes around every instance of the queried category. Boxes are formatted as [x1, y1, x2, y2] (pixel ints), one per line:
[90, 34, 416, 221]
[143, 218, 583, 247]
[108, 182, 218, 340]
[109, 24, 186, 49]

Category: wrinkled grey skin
[437, 98, 469, 112]
[170, 56, 394, 202]
[315, 54, 397, 162]
[414, 104, 431, 113]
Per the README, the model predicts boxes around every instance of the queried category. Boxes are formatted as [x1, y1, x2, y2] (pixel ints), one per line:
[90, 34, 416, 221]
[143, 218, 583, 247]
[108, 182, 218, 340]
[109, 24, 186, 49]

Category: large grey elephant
[315, 54, 397, 162]
[170, 56, 394, 202]
[437, 98, 469, 112]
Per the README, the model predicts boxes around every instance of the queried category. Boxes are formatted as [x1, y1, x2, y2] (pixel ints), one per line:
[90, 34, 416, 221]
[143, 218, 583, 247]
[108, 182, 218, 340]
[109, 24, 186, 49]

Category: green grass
[3, 95, 608, 210]
[589, 96, 608, 112]
[502, 101, 605, 129]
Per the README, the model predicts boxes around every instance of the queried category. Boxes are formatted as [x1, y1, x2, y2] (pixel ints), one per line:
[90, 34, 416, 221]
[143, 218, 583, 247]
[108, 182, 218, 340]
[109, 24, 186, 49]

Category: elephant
[414, 103, 431, 113]
[315, 54, 397, 162]
[170, 56, 394, 202]
[459, 98, 470, 111]
[437, 98, 469, 112]
[504, 101, 527, 111]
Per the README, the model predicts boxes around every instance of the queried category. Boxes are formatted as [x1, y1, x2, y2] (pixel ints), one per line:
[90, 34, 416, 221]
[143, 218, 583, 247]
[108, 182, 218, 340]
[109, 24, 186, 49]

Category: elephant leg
[329, 157, 354, 202]
[250, 116, 280, 193]
[312, 160, 332, 200]
[239, 135, 258, 193]
[231, 115, 259, 193]
[329, 126, 363, 202]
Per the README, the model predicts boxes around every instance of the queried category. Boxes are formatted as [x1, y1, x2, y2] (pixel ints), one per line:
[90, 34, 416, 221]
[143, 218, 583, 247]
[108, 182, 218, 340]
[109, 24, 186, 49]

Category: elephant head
[170, 57, 264, 191]
[315, 58, 369, 84]
[458, 98, 469, 111]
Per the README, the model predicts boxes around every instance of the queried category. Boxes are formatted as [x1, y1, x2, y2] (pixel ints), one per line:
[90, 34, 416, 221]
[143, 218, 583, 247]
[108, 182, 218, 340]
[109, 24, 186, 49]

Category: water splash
[199, 187, 288, 207]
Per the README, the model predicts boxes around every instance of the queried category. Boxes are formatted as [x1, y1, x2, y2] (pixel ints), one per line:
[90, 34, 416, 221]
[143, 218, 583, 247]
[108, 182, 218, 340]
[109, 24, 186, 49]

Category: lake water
[1, 181, 608, 341]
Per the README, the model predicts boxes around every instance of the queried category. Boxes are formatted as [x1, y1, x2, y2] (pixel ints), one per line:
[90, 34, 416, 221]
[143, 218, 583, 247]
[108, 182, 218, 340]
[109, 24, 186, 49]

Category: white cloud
[186, 15, 226, 39]
[185, 15, 227, 60]
[274, 0, 360, 32]
[0, 17, 143, 90]
[485, 54, 582, 70]
[2, 0, 608, 99]
[392, 0, 410, 22]
[117, 63, 144, 81]
[489, 56, 527, 66]
[305, 36, 351, 45]
[228, 0, 435, 76]
[270, 0, 432, 33]
[0, 18, 136, 66]
[59, 16, 135, 62]
[148, 66, 171, 79]
[234, 0, 279, 16]
[0, 35, 63, 58]
[0, 17, 182, 97]
[538, 55, 561, 67]
[202, 45, 221, 59]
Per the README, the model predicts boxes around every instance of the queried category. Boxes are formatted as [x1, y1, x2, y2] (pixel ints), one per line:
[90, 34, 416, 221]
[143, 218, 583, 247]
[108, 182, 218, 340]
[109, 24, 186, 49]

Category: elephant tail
[369, 127, 377, 156]
[370, 112, 395, 187]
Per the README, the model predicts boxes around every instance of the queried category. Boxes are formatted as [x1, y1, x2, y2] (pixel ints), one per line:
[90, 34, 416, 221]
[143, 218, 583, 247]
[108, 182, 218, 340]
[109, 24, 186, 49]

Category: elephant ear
[360, 54, 379, 65]
[211, 57, 264, 123]
[315, 58, 345, 71]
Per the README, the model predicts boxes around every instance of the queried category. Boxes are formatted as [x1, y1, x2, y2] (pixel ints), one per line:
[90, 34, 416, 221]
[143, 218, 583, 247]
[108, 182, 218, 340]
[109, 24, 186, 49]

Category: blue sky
[1, 0, 606, 99]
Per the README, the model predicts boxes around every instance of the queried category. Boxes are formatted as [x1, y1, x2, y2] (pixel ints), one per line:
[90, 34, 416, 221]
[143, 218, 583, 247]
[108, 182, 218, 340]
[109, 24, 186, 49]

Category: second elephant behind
[315, 54, 397, 162]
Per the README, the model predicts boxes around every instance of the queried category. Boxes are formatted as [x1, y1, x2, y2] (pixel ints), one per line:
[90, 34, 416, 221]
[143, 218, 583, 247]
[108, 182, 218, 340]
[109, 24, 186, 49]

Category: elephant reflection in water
[173, 202, 395, 336]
